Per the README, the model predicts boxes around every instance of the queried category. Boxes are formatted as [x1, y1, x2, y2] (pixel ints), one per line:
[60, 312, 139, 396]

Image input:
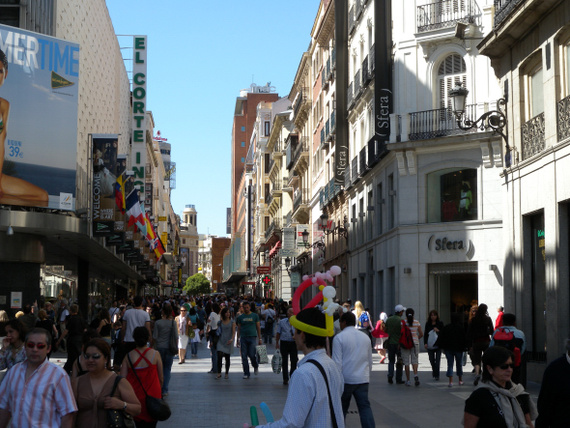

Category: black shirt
[465, 384, 530, 428]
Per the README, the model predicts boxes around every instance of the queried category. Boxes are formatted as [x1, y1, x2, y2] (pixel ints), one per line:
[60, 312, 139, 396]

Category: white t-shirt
[208, 312, 220, 331]
[122, 308, 150, 342]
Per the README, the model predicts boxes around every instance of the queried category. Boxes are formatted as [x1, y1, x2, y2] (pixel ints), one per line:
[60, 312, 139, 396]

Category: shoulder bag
[307, 359, 339, 428]
[107, 375, 135, 428]
[127, 353, 172, 421]
[169, 319, 178, 355]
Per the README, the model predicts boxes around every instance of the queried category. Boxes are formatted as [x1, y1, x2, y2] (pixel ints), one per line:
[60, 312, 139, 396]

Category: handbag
[107, 375, 135, 428]
[169, 319, 178, 356]
[271, 349, 282, 374]
[127, 353, 172, 421]
[427, 329, 439, 350]
[256, 344, 269, 364]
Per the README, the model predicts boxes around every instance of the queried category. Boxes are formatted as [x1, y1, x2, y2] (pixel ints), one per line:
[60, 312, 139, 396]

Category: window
[264, 121, 270, 136]
[530, 66, 544, 118]
[438, 54, 467, 110]
[376, 182, 383, 235]
[241, 157, 245, 163]
[241, 126, 245, 132]
[427, 168, 477, 223]
[388, 174, 395, 229]
[241, 141, 245, 147]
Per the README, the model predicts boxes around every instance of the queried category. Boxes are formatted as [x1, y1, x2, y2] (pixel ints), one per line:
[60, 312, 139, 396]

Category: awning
[269, 241, 282, 258]
[162, 252, 175, 264]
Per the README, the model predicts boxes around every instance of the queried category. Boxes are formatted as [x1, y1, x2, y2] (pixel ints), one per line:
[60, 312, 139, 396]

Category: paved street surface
[52, 341, 540, 427]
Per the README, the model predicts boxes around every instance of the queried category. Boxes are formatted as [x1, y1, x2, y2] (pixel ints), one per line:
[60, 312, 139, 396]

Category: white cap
[395, 304, 406, 313]
[380, 312, 388, 322]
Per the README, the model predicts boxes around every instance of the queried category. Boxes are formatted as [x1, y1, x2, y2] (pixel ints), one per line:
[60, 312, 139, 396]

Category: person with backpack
[261, 304, 276, 345]
[401, 308, 423, 387]
[353, 301, 373, 346]
[490, 313, 526, 386]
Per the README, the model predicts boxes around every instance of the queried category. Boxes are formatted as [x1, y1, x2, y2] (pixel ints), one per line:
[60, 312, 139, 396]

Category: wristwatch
[123, 402, 127, 410]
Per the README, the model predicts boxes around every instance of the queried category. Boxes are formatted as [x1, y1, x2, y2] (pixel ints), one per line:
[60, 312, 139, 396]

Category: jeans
[387, 343, 403, 382]
[190, 341, 198, 356]
[210, 335, 219, 371]
[157, 348, 174, 393]
[240, 336, 258, 376]
[445, 350, 464, 378]
[263, 324, 274, 344]
[279, 340, 298, 382]
[341, 383, 375, 428]
[427, 348, 442, 379]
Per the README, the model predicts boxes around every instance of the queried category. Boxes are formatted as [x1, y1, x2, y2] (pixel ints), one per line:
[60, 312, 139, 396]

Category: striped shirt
[0, 359, 77, 428]
[408, 319, 422, 345]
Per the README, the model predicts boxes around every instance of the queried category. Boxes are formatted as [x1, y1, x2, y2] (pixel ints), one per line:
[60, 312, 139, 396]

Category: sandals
[224, 374, 229, 379]
[215, 374, 222, 379]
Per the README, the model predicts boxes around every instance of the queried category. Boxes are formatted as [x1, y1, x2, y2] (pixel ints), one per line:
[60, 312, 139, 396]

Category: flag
[153, 236, 166, 259]
[144, 212, 156, 243]
[114, 173, 126, 214]
[125, 190, 146, 236]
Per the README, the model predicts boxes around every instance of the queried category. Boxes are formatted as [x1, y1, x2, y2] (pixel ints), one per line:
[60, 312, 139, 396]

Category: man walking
[255, 307, 344, 428]
[275, 307, 298, 385]
[385, 304, 405, 385]
[333, 311, 375, 427]
[236, 301, 262, 379]
[115, 296, 151, 369]
[0, 327, 77, 427]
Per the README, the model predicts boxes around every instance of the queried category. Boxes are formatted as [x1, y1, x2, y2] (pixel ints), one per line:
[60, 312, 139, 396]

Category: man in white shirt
[115, 296, 151, 369]
[332, 311, 375, 428]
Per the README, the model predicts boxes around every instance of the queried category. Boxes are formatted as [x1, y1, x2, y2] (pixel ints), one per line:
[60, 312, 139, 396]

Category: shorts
[400, 343, 419, 365]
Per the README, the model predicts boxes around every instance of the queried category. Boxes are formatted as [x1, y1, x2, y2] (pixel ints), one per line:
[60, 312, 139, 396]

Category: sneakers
[448, 382, 453, 387]
[414, 376, 420, 386]
[254, 367, 259, 375]
[388, 377, 393, 384]
[459, 381, 464, 386]
[474, 375, 480, 386]
[405, 380, 411, 386]
[243, 375, 250, 379]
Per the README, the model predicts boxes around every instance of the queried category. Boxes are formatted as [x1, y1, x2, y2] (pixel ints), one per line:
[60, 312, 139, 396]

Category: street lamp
[449, 82, 511, 167]
[320, 214, 349, 239]
[300, 228, 327, 258]
[284, 256, 292, 275]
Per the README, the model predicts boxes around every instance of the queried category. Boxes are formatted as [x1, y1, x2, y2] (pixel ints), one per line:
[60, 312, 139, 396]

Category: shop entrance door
[428, 262, 478, 324]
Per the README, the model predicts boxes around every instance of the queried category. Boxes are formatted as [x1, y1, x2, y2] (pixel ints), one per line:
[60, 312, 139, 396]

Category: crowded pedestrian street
[49, 341, 541, 427]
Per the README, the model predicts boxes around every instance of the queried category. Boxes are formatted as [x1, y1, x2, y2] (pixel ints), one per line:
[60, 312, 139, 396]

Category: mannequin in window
[459, 182, 472, 219]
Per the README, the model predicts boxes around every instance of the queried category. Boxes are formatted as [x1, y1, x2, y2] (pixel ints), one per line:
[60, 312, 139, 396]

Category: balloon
[260, 402, 274, 423]
[292, 276, 326, 314]
[250, 406, 259, 426]
[329, 265, 342, 276]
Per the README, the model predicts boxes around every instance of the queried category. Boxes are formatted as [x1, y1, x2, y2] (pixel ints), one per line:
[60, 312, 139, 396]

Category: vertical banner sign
[0, 24, 79, 210]
[131, 36, 147, 197]
[92, 134, 119, 235]
[334, 0, 349, 186]
[374, 0, 392, 159]
[226, 207, 231, 235]
[283, 227, 295, 250]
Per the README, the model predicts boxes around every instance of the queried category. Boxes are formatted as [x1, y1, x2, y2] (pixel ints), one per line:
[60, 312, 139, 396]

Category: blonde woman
[353, 301, 373, 345]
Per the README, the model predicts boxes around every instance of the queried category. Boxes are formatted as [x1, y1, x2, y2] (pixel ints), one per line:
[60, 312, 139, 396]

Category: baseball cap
[395, 304, 406, 313]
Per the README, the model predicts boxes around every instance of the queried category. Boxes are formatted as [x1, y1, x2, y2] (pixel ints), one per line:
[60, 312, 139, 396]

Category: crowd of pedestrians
[0, 294, 569, 427]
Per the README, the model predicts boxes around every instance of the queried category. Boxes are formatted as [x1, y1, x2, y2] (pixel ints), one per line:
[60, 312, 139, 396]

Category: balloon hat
[289, 265, 342, 337]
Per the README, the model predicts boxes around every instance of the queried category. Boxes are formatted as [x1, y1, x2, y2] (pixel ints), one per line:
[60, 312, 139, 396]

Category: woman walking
[353, 301, 373, 346]
[466, 303, 494, 385]
[371, 312, 389, 363]
[176, 306, 189, 364]
[424, 309, 444, 380]
[216, 307, 236, 379]
[121, 327, 163, 428]
[0, 319, 27, 372]
[401, 308, 423, 386]
[72, 338, 140, 427]
[153, 303, 177, 397]
[206, 302, 221, 373]
[438, 312, 467, 387]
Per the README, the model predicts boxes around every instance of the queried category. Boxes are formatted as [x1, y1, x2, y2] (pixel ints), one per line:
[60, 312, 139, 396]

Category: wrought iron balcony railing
[347, 82, 354, 109]
[417, 0, 481, 33]
[494, 0, 525, 28]
[359, 146, 368, 176]
[408, 105, 478, 140]
[293, 188, 310, 212]
[521, 112, 545, 161]
[557, 94, 570, 142]
[348, 6, 356, 35]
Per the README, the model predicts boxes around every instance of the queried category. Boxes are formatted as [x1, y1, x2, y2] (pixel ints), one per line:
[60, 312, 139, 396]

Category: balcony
[417, 0, 481, 33]
[369, 44, 375, 75]
[494, 0, 525, 28]
[330, 111, 336, 135]
[408, 105, 478, 140]
[322, 67, 329, 90]
[359, 146, 368, 177]
[290, 136, 309, 171]
[354, 69, 362, 98]
[325, 119, 330, 140]
[348, 6, 355, 35]
[362, 56, 371, 87]
[344, 167, 352, 190]
[293, 188, 310, 213]
[285, 134, 300, 169]
[347, 82, 354, 109]
[351, 157, 359, 184]
[319, 178, 342, 209]
[331, 48, 336, 71]
[355, 0, 363, 19]
[320, 128, 326, 147]
[367, 137, 386, 168]
[265, 217, 282, 240]
[326, 58, 332, 81]
[293, 88, 309, 118]
[557, 94, 570, 142]
[521, 112, 545, 161]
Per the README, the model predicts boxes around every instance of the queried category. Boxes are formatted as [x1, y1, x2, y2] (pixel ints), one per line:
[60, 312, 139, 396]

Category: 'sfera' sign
[428, 235, 474, 258]
[131, 36, 147, 195]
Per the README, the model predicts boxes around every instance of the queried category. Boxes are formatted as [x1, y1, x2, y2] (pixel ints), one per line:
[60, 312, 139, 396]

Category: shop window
[427, 168, 477, 223]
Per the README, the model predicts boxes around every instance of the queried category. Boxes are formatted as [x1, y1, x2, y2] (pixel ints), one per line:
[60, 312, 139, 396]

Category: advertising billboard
[0, 24, 79, 210]
[92, 134, 120, 235]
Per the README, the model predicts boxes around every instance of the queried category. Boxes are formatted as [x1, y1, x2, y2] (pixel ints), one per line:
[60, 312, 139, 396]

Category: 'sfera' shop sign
[428, 235, 474, 258]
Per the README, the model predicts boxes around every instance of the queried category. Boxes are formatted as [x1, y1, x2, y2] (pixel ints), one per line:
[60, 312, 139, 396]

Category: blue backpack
[359, 312, 370, 328]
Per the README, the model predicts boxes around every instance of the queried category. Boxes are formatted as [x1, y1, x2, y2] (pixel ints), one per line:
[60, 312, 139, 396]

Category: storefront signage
[131, 36, 147, 196]
[428, 235, 474, 258]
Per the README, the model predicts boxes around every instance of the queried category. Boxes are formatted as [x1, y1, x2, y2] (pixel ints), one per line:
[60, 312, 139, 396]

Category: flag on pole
[114, 173, 126, 214]
[126, 190, 146, 236]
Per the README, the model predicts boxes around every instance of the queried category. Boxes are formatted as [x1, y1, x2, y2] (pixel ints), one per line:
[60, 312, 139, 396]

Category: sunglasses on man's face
[83, 353, 102, 360]
[498, 363, 515, 370]
[26, 342, 47, 350]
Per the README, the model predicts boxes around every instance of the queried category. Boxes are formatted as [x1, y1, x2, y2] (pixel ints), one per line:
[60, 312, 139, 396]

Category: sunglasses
[26, 342, 47, 350]
[498, 363, 515, 370]
[83, 353, 102, 360]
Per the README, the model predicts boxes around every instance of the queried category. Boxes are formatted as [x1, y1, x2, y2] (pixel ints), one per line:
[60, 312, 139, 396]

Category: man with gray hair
[536, 336, 570, 427]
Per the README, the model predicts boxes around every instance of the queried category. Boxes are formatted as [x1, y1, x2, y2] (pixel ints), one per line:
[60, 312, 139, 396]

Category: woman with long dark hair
[216, 307, 236, 379]
[466, 303, 494, 385]
[424, 309, 444, 380]
[401, 308, 423, 386]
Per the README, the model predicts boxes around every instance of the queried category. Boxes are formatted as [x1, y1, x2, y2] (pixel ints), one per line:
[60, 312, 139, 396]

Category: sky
[106, 0, 320, 237]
